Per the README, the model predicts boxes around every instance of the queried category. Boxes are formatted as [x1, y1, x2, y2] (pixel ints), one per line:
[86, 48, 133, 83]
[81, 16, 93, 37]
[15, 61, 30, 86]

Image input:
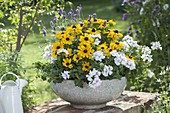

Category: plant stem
[16, 7, 23, 52]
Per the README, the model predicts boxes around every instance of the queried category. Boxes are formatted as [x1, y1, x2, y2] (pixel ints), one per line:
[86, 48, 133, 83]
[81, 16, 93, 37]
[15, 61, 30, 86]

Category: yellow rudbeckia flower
[73, 54, 82, 63]
[114, 42, 124, 50]
[52, 41, 64, 51]
[97, 42, 108, 52]
[62, 58, 73, 69]
[79, 33, 94, 44]
[82, 62, 91, 71]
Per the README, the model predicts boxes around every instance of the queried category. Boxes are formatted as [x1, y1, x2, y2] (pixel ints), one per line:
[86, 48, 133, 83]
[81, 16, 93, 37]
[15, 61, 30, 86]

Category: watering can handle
[0, 72, 20, 87]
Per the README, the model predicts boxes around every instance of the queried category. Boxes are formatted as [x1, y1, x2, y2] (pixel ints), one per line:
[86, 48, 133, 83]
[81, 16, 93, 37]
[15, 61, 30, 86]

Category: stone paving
[26, 91, 159, 113]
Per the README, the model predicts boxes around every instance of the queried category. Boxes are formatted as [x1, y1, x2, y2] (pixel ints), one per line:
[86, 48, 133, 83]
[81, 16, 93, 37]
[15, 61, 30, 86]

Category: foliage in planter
[122, 0, 170, 112]
[35, 5, 162, 88]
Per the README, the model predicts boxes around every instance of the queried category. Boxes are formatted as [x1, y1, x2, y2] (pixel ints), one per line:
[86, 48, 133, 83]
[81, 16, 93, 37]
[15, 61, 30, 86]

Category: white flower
[102, 65, 113, 77]
[125, 60, 136, 70]
[61, 71, 70, 80]
[57, 49, 69, 54]
[142, 0, 151, 5]
[142, 46, 151, 55]
[150, 41, 162, 50]
[122, 35, 139, 49]
[163, 4, 169, 11]
[169, 83, 170, 88]
[90, 34, 101, 39]
[148, 70, 154, 78]
[122, 42, 130, 51]
[86, 68, 101, 82]
[113, 52, 127, 66]
[43, 51, 51, 59]
[122, 35, 133, 41]
[114, 57, 122, 66]
[94, 38, 101, 45]
[89, 76, 102, 88]
[44, 45, 52, 51]
[110, 50, 118, 57]
[90, 68, 101, 76]
[92, 51, 105, 61]
[141, 54, 153, 62]
[157, 78, 161, 82]
[139, 7, 144, 15]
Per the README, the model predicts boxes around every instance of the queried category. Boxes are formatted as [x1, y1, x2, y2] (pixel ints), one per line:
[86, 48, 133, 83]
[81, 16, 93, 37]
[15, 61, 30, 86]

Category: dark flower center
[94, 18, 97, 21]
[66, 37, 70, 41]
[129, 56, 132, 59]
[84, 49, 88, 53]
[109, 49, 112, 52]
[85, 66, 89, 68]
[72, 25, 76, 29]
[80, 23, 83, 27]
[92, 28, 96, 32]
[115, 42, 119, 45]
[114, 30, 119, 33]
[84, 37, 89, 41]
[101, 47, 104, 49]
[66, 63, 69, 65]
[57, 46, 60, 49]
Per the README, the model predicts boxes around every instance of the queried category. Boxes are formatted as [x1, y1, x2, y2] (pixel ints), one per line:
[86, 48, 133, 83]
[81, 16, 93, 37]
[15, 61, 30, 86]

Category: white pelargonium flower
[61, 71, 70, 80]
[141, 46, 151, 55]
[86, 68, 101, 82]
[122, 35, 139, 49]
[92, 51, 105, 61]
[150, 41, 162, 50]
[94, 38, 101, 45]
[110, 50, 118, 57]
[102, 65, 113, 77]
[44, 45, 52, 51]
[141, 54, 153, 62]
[125, 59, 136, 70]
[113, 52, 127, 66]
[89, 76, 102, 88]
[122, 35, 133, 41]
[148, 70, 154, 78]
[163, 4, 169, 11]
[90, 34, 101, 39]
[57, 49, 69, 55]
[43, 51, 52, 60]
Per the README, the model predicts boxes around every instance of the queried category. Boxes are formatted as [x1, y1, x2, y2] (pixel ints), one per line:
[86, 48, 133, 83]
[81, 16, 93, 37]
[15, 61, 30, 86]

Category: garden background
[0, 0, 169, 112]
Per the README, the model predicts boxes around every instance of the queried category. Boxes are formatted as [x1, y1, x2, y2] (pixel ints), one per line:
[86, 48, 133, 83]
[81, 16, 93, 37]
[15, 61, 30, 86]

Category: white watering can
[0, 72, 28, 113]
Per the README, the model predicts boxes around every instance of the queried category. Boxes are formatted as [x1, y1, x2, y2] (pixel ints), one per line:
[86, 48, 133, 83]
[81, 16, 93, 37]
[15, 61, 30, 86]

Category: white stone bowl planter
[50, 77, 127, 109]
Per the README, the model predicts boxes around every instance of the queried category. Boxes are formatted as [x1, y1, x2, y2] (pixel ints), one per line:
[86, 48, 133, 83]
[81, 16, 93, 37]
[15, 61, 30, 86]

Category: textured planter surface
[50, 77, 127, 109]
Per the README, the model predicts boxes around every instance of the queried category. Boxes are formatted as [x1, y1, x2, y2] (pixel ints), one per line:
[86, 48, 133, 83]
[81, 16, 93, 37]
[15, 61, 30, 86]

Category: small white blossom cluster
[102, 65, 113, 77]
[86, 68, 102, 88]
[141, 46, 153, 62]
[92, 51, 105, 62]
[163, 4, 169, 11]
[61, 71, 70, 80]
[43, 45, 69, 61]
[111, 51, 136, 70]
[90, 34, 101, 45]
[150, 41, 162, 50]
[85, 65, 114, 88]
[122, 35, 139, 51]
[43, 45, 52, 60]
[147, 69, 155, 78]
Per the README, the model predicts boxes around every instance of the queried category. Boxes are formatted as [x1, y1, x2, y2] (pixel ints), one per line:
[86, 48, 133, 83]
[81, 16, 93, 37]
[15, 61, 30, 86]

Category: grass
[20, 0, 129, 106]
